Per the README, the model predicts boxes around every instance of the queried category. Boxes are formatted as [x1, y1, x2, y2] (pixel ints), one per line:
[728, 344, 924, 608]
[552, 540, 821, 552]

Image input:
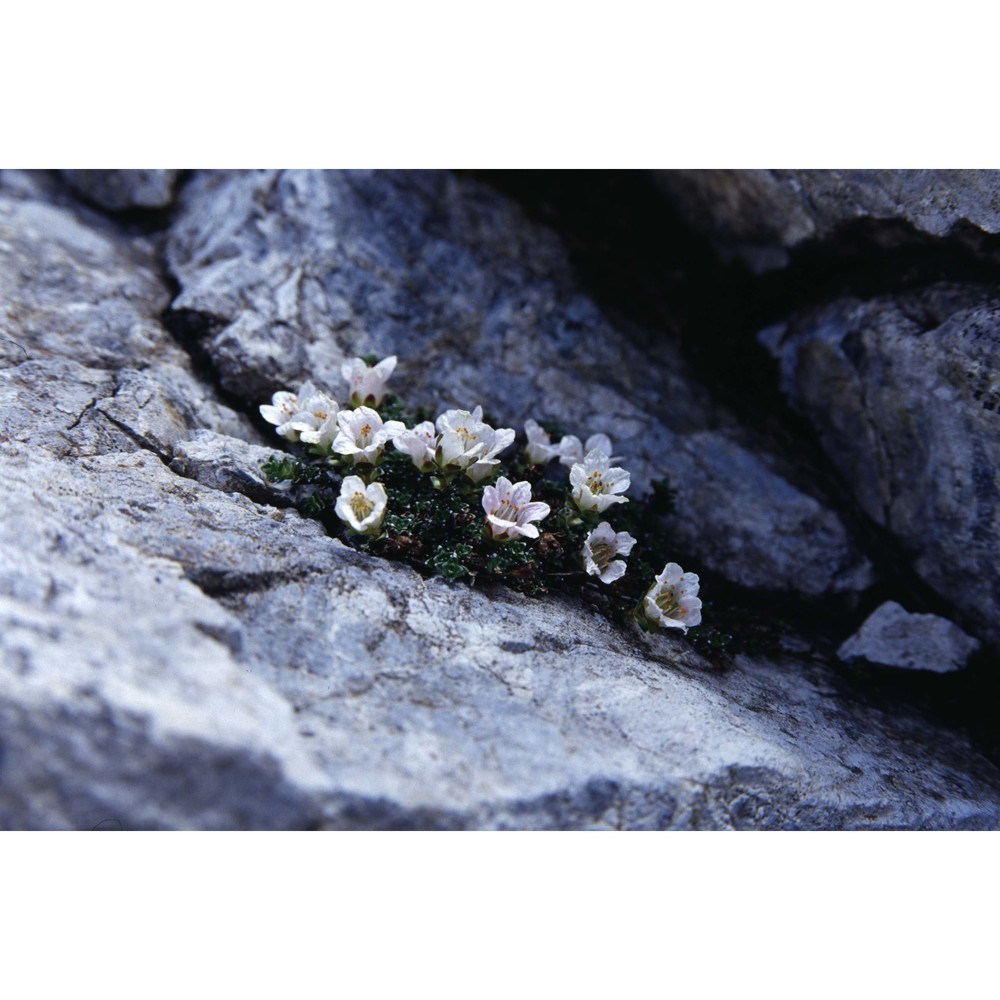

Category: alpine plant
[258, 354, 703, 639]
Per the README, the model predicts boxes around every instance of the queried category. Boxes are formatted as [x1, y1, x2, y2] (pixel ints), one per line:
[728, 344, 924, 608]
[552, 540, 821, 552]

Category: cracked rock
[2, 170, 999, 829]
[165, 169, 871, 596]
[3, 439, 999, 829]
[0, 185, 258, 460]
[170, 430, 295, 506]
[838, 601, 980, 673]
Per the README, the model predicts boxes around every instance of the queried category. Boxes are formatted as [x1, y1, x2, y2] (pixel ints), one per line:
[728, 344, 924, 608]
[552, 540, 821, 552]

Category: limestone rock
[762, 284, 1000, 644]
[657, 169, 1000, 270]
[3, 441, 998, 830]
[59, 169, 179, 212]
[164, 169, 871, 596]
[0, 445, 330, 830]
[838, 601, 979, 673]
[0, 188, 258, 458]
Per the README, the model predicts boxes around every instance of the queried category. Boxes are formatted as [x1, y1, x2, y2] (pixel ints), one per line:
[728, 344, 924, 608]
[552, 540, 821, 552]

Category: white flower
[482, 476, 551, 541]
[298, 411, 341, 452]
[260, 381, 337, 442]
[335, 476, 388, 535]
[523, 419, 560, 465]
[643, 562, 702, 633]
[436, 406, 515, 482]
[342, 355, 398, 408]
[295, 386, 342, 452]
[582, 521, 637, 584]
[558, 432, 622, 467]
[468, 427, 516, 483]
[569, 449, 630, 512]
[393, 420, 439, 472]
[332, 406, 406, 464]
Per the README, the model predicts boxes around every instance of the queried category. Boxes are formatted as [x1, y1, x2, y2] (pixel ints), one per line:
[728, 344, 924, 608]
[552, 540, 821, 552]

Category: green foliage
[261, 454, 328, 486]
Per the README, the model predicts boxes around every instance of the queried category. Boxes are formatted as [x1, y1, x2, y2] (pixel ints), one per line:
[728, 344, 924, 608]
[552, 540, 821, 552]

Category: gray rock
[164, 169, 871, 597]
[657, 169, 1000, 270]
[763, 284, 1000, 644]
[0, 445, 330, 830]
[0, 190, 258, 458]
[3, 172, 998, 830]
[170, 430, 295, 507]
[3, 441, 999, 830]
[59, 169, 179, 212]
[838, 601, 980, 673]
[665, 430, 873, 595]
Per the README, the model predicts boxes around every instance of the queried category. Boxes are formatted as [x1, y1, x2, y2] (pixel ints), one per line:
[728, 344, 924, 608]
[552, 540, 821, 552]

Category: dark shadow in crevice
[49, 169, 195, 237]
[472, 169, 1000, 769]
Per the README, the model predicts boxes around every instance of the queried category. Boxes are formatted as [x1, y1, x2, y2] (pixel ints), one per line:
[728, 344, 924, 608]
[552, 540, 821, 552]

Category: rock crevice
[2, 168, 998, 829]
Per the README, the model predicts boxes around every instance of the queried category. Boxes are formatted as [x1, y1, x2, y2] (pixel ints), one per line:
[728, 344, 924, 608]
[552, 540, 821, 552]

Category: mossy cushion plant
[260, 355, 703, 636]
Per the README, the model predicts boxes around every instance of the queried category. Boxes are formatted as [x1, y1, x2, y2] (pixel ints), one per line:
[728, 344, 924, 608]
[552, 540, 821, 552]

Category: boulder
[838, 601, 979, 673]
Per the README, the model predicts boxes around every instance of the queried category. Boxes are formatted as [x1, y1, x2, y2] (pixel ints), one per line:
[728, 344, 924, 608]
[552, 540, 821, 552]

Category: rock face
[1, 169, 999, 830]
[762, 284, 1000, 646]
[838, 602, 979, 674]
[657, 169, 1000, 271]
[59, 169, 179, 212]
[164, 169, 872, 597]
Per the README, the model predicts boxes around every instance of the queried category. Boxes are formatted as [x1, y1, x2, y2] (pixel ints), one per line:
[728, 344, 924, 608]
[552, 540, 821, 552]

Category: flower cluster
[260, 355, 701, 636]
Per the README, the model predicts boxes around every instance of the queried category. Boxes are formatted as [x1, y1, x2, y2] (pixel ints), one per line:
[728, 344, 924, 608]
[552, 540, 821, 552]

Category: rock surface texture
[657, 169, 1000, 271]
[59, 169, 179, 212]
[762, 285, 1000, 646]
[2, 168, 999, 829]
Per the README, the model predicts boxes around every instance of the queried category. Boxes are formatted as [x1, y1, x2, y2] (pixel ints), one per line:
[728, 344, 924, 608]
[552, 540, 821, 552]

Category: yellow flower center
[350, 491, 374, 520]
[587, 471, 606, 494]
[590, 541, 614, 567]
[655, 586, 679, 615]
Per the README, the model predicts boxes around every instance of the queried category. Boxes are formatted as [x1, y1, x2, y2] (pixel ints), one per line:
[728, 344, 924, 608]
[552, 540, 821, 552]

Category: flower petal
[599, 560, 627, 584]
[520, 501, 551, 522]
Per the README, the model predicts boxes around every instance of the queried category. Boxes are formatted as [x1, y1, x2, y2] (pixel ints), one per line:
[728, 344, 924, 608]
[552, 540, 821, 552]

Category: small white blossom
[582, 521, 637, 584]
[558, 432, 622, 467]
[569, 449, 630, 512]
[468, 428, 517, 483]
[335, 476, 388, 535]
[393, 420, 439, 472]
[295, 386, 342, 452]
[342, 355, 398, 408]
[643, 562, 702, 633]
[298, 411, 341, 452]
[332, 406, 406, 464]
[523, 419, 560, 465]
[260, 381, 337, 442]
[482, 476, 551, 541]
[437, 406, 515, 482]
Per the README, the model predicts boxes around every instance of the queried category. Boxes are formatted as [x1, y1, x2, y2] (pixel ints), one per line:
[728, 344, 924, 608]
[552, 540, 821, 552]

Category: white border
[4, 3, 999, 166]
